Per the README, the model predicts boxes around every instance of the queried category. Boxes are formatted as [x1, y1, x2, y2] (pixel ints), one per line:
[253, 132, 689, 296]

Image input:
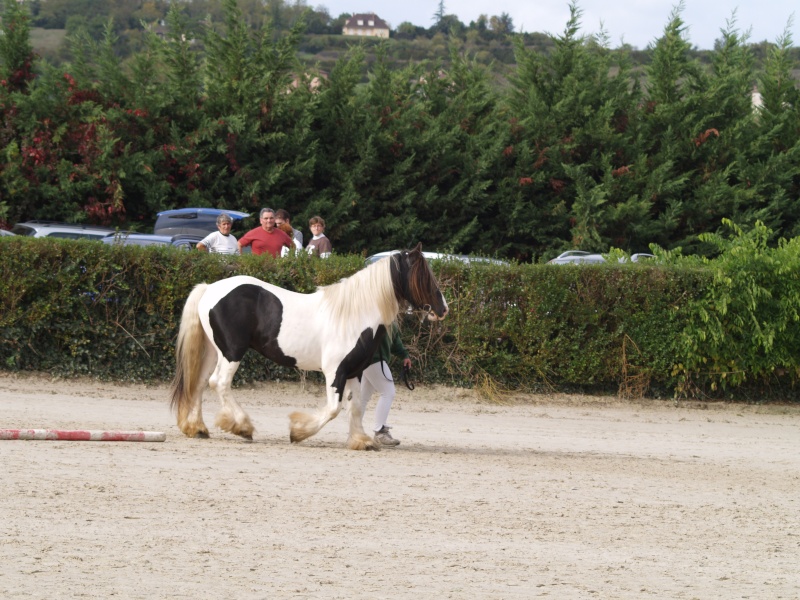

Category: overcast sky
[315, 1, 798, 50]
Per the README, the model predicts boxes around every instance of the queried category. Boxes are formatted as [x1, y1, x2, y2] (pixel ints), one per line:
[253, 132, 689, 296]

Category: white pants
[360, 361, 396, 433]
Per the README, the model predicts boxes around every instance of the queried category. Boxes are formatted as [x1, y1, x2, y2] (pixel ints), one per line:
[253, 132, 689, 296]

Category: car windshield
[47, 232, 108, 240]
[10, 225, 35, 236]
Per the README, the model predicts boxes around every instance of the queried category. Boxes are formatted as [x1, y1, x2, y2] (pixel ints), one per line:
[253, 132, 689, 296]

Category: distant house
[751, 85, 764, 111]
[342, 13, 390, 39]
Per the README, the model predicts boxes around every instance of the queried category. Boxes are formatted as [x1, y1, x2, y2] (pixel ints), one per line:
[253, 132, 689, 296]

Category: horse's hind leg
[212, 357, 255, 440]
[180, 343, 217, 438]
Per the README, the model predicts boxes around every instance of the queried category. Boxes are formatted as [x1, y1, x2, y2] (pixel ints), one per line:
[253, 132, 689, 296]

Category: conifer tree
[197, 0, 315, 210]
[742, 26, 800, 237]
[0, 0, 36, 93]
[502, 2, 641, 258]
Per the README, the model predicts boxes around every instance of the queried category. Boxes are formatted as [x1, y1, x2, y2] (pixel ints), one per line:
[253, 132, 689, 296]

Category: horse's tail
[170, 283, 209, 422]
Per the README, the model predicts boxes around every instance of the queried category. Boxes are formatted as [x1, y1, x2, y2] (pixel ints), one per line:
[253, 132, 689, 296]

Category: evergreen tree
[0, 0, 36, 93]
[197, 0, 315, 210]
[743, 26, 800, 237]
[503, 2, 642, 259]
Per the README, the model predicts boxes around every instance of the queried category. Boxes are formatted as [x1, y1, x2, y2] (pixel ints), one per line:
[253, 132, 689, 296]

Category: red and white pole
[0, 429, 166, 442]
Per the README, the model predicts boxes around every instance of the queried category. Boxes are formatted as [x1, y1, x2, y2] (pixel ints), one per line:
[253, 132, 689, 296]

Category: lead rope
[402, 363, 415, 390]
[379, 360, 415, 391]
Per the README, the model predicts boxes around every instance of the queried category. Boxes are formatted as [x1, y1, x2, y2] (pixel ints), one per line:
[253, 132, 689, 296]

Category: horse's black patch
[208, 283, 297, 367]
[332, 325, 387, 401]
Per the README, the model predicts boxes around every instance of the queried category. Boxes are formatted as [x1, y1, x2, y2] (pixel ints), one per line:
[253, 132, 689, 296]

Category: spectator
[275, 209, 303, 247]
[277, 221, 302, 256]
[238, 208, 293, 257]
[196, 213, 239, 254]
[306, 216, 332, 258]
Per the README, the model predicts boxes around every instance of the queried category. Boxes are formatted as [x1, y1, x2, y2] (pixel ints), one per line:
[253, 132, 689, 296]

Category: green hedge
[0, 236, 691, 394]
[2, 227, 799, 401]
[424, 260, 703, 396]
[0, 237, 364, 381]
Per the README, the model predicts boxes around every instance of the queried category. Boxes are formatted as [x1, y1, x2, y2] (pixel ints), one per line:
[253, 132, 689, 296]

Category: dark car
[101, 232, 202, 249]
[153, 208, 250, 238]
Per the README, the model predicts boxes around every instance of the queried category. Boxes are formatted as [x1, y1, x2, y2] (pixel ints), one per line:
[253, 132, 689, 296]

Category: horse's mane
[320, 258, 399, 332]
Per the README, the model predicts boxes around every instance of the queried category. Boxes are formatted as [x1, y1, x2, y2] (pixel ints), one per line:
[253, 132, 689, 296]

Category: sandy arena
[1, 372, 799, 599]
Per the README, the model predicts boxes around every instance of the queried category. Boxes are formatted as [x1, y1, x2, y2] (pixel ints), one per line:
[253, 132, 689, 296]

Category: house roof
[344, 13, 389, 30]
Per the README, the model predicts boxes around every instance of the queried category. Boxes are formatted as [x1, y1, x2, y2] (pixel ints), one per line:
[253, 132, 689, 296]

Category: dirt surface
[1, 372, 799, 599]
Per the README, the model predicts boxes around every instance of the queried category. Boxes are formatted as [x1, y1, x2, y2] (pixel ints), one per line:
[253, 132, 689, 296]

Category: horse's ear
[412, 242, 423, 254]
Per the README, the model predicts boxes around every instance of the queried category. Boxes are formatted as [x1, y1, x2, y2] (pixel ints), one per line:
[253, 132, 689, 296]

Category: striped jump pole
[0, 429, 166, 442]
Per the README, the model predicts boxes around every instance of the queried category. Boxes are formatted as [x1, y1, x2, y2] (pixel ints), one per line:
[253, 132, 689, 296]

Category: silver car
[548, 251, 655, 264]
[365, 250, 508, 266]
[11, 221, 116, 240]
[101, 232, 201, 249]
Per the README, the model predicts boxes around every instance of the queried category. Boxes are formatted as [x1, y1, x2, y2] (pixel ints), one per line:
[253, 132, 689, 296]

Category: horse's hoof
[194, 430, 210, 439]
[238, 433, 253, 441]
[348, 437, 380, 451]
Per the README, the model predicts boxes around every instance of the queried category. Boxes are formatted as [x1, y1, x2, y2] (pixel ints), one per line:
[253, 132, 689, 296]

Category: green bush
[674, 220, 800, 398]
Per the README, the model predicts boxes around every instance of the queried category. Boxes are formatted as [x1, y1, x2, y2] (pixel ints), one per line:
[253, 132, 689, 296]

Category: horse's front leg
[345, 378, 379, 451]
[289, 372, 343, 444]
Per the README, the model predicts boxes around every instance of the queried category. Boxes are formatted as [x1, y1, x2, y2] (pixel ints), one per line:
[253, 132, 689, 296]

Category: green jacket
[371, 323, 409, 366]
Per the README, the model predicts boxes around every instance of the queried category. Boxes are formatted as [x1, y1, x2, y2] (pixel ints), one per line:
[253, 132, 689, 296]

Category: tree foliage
[1, 0, 799, 261]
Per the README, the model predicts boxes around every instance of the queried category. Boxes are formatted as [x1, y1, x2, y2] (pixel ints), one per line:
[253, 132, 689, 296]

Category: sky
[314, 1, 798, 50]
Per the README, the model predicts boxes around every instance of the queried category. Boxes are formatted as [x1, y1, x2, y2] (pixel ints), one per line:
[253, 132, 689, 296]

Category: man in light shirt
[197, 213, 239, 254]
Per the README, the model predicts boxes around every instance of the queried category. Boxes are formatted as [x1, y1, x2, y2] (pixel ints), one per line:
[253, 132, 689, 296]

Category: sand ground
[1, 372, 799, 599]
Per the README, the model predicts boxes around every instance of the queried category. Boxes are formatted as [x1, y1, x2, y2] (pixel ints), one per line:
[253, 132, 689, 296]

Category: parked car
[365, 250, 508, 266]
[0, 230, 15, 237]
[11, 220, 116, 240]
[548, 250, 655, 264]
[101, 232, 204, 249]
[548, 250, 606, 265]
[153, 208, 250, 238]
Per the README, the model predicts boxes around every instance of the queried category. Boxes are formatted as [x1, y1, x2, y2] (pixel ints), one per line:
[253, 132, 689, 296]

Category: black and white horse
[169, 244, 448, 450]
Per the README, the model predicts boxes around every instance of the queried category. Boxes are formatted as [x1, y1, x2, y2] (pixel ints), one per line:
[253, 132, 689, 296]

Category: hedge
[0, 236, 688, 394]
[2, 226, 799, 401]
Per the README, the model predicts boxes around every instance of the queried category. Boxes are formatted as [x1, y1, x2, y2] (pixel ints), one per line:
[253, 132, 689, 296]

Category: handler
[360, 322, 411, 447]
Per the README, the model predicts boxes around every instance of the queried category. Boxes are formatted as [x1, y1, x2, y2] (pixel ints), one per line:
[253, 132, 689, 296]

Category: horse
[169, 244, 448, 450]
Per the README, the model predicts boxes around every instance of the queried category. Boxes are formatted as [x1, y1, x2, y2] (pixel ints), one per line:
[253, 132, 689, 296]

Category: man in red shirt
[238, 208, 293, 257]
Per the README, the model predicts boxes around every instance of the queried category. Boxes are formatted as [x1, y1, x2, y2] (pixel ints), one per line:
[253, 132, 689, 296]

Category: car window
[132, 239, 170, 246]
[47, 232, 84, 239]
[154, 215, 219, 236]
[10, 225, 35, 236]
[47, 232, 108, 240]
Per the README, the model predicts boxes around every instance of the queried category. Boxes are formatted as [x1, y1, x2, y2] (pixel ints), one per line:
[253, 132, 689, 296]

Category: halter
[418, 304, 434, 322]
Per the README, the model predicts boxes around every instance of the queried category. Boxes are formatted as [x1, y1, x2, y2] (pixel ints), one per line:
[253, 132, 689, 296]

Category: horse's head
[391, 243, 449, 321]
